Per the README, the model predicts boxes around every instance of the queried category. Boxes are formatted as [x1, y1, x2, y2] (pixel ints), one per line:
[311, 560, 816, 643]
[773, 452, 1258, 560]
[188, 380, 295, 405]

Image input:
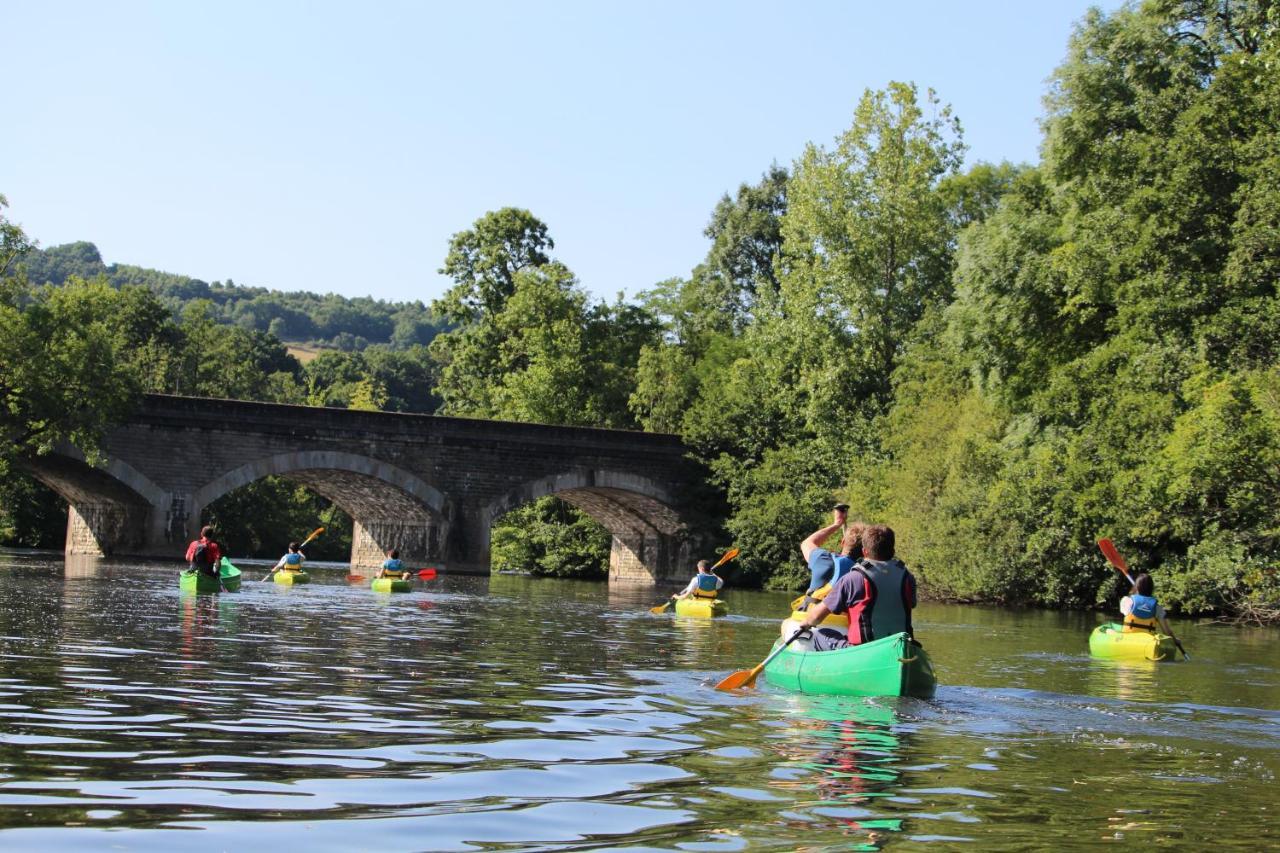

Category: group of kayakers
[184, 526, 409, 581]
[676, 503, 1171, 653]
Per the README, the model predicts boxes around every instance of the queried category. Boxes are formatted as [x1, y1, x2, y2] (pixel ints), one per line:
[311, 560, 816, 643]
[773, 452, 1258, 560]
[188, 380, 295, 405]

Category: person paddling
[1121, 573, 1181, 643]
[798, 505, 864, 610]
[796, 525, 917, 651]
[184, 525, 222, 579]
[376, 548, 411, 580]
[673, 559, 723, 601]
[270, 541, 307, 577]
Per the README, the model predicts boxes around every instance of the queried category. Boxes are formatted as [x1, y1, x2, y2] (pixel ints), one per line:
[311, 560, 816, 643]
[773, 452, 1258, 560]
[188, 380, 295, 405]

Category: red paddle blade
[1097, 538, 1128, 572]
[418, 568, 437, 579]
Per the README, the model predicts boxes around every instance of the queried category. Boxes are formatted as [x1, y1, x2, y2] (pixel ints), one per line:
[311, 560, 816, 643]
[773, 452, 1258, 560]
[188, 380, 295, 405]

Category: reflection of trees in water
[771, 697, 906, 851]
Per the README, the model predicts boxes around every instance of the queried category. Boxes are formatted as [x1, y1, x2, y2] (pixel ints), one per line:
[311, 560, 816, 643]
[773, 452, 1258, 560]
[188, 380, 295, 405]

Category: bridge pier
[65, 501, 148, 557]
[608, 529, 696, 585]
[350, 519, 445, 572]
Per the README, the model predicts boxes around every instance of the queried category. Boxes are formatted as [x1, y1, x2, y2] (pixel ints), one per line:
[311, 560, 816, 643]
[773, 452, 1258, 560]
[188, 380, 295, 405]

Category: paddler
[376, 548, 411, 580]
[795, 525, 917, 651]
[673, 559, 723, 601]
[270, 540, 307, 576]
[1121, 573, 1177, 638]
[184, 525, 222, 579]
[798, 504, 864, 610]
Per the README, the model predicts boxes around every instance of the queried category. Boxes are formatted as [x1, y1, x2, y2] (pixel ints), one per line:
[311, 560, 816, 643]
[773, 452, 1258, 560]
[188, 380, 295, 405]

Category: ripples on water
[0, 551, 1276, 850]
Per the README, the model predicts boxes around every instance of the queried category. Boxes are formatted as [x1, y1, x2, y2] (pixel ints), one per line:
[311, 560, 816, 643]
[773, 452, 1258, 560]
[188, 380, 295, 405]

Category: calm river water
[0, 550, 1276, 851]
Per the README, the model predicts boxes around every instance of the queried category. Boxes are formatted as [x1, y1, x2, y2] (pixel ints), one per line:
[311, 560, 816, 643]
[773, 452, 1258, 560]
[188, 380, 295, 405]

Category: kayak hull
[180, 557, 242, 593]
[371, 577, 411, 593]
[675, 597, 727, 618]
[1089, 622, 1178, 662]
[764, 631, 937, 698]
[274, 569, 310, 585]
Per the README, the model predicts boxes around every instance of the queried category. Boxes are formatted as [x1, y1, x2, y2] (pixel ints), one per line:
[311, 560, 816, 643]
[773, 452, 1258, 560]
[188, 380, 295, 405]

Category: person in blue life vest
[796, 525, 918, 651]
[376, 548, 410, 580]
[271, 541, 306, 575]
[673, 559, 723, 601]
[184, 525, 222, 578]
[1121, 573, 1177, 637]
[798, 504, 865, 610]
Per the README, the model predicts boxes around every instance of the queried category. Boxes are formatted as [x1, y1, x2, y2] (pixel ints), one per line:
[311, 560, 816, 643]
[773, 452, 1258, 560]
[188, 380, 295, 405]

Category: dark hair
[697, 559, 710, 571]
[862, 525, 895, 561]
[388, 548, 400, 559]
[200, 525, 215, 539]
[1133, 573, 1155, 596]
[288, 541, 300, 552]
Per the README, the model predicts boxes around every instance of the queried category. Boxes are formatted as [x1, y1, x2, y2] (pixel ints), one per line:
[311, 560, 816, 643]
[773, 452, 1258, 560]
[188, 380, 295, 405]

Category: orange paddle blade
[418, 568, 437, 579]
[1097, 538, 1128, 572]
[345, 573, 365, 583]
[715, 663, 764, 691]
[712, 547, 740, 569]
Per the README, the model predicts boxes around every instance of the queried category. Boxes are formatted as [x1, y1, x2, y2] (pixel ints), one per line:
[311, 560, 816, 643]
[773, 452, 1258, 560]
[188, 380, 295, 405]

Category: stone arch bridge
[21, 395, 716, 585]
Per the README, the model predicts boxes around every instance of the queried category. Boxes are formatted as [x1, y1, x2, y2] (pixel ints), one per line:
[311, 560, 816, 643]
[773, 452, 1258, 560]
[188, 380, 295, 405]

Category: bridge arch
[193, 451, 449, 569]
[19, 451, 170, 556]
[483, 469, 694, 583]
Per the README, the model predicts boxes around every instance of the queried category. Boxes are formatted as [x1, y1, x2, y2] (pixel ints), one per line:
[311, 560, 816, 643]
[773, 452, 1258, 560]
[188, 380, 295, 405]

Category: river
[0, 550, 1276, 850]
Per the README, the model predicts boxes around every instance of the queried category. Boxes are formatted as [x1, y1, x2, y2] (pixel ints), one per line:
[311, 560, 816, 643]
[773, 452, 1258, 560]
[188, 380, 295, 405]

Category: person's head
[200, 525, 215, 540]
[388, 548, 400, 559]
[862, 525, 895, 561]
[697, 559, 711, 573]
[288, 541, 300, 553]
[840, 522, 866, 557]
[1132, 573, 1155, 596]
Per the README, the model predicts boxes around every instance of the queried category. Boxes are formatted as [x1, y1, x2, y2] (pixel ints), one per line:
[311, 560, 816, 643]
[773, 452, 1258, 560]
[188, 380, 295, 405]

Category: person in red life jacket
[799, 505, 865, 610]
[1121, 572, 1176, 636]
[184, 525, 223, 578]
[673, 559, 723, 600]
[796, 525, 917, 651]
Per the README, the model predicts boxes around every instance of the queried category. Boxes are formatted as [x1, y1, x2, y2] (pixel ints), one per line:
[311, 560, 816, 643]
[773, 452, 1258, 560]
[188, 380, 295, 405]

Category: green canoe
[763, 631, 937, 698]
[1088, 622, 1178, 662]
[371, 576, 412, 593]
[179, 557, 242, 594]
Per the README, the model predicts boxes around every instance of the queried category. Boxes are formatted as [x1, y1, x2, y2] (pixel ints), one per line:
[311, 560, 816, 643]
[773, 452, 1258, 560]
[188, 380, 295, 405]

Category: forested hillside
[18, 241, 443, 351]
[2, 0, 1276, 620]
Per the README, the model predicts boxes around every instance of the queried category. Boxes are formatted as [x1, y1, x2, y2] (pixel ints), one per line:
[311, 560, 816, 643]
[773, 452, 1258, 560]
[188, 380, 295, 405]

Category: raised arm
[800, 507, 847, 561]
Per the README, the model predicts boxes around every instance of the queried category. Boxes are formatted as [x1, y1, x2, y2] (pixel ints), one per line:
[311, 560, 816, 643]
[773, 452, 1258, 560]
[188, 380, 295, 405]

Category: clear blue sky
[3, 0, 1118, 306]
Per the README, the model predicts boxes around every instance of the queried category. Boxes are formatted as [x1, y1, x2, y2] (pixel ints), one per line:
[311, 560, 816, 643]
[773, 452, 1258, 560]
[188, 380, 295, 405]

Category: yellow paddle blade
[715, 663, 764, 691]
[301, 527, 325, 545]
[649, 598, 674, 614]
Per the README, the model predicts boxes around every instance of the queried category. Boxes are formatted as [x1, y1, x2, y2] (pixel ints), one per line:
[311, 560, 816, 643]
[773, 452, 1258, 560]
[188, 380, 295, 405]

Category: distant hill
[17, 241, 446, 351]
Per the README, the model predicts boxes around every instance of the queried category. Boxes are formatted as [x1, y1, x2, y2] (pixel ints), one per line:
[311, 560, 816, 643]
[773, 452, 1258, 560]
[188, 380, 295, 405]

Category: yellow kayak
[674, 597, 727, 618]
[1089, 623, 1178, 661]
[274, 569, 310, 585]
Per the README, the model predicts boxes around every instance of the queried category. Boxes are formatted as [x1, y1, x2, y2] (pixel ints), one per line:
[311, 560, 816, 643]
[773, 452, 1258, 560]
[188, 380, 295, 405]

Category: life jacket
[845, 559, 914, 645]
[282, 552, 304, 569]
[831, 554, 855, 583]
[693, 573, 720, 598]
[382, 558, 403, 572]
[1123, 594, 1159, 632]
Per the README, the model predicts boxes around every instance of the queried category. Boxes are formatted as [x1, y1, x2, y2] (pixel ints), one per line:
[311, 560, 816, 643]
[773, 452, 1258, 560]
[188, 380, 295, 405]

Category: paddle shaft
[716, 627, 807, 691]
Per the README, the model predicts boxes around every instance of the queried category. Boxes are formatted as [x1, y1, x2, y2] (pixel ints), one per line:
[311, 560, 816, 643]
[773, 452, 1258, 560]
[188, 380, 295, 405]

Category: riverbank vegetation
[2, 1, 1276, 619]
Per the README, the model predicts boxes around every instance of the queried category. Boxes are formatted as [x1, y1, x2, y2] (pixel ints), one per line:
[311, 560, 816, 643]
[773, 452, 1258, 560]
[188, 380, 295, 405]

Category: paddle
[716, 626, 808, 691]
[263, 527, 324, 581]
[1097, 538, 1189, 660]
[650, 548, 740, 614]
[418, 568, 437, 579]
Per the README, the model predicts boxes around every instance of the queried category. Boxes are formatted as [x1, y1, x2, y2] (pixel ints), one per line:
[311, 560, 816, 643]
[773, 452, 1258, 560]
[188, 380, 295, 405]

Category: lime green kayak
[274, 569, 309, 585]
[180, 557, 242, 593]
[764, 631, 937, 698]
[675, 597, 727, 618]
[1089, 622, 1178, 662]
[371, 576, 411, 593]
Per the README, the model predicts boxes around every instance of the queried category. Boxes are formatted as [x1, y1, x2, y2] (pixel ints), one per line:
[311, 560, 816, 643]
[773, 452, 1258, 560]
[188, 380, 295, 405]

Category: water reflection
[769, 696, 909, 850]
